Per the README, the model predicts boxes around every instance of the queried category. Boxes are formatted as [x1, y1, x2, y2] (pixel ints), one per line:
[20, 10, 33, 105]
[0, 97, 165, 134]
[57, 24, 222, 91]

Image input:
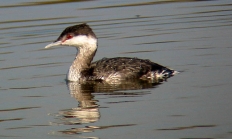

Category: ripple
[0, 106, 40, 112]
[0, 118, 23, 122]
[0, 62, 64, 70]
[157, 125, 216, 130]
[56, 124, 136, 135]
[0, 0, 92, 8]
[81, 0, 211, 10]
[6, 126, 31, 130]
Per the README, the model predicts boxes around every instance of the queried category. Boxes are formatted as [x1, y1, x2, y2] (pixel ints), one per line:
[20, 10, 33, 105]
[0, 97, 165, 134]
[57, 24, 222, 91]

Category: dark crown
[56, 23, 96, 42]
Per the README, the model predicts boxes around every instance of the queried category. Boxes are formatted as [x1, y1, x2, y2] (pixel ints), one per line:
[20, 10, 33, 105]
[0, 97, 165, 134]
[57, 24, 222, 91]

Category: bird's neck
[67, 39, 97, 81]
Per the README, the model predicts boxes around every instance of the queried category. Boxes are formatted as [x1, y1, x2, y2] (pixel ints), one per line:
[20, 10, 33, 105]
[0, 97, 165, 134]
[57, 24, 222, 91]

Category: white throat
[62, 35, 97, 50]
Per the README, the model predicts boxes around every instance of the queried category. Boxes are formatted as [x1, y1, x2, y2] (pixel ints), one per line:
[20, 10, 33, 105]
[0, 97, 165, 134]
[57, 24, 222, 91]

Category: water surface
[0, 0, 232, 139]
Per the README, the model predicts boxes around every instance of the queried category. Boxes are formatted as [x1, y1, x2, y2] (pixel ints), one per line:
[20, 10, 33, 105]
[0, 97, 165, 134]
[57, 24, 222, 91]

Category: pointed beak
[45, 41, 62, 49]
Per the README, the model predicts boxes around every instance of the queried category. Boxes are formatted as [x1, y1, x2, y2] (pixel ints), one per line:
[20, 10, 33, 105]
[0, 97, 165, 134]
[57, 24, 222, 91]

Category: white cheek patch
[62, 35, 97, 48]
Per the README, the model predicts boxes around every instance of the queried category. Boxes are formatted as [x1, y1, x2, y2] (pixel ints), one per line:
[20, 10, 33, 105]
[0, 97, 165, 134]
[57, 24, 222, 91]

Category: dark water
[1, 0, 232, 138]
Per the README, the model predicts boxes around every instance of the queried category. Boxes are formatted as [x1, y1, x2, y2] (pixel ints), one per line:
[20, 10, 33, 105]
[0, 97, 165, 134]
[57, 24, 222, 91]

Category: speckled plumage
[89, 57, 175, 81]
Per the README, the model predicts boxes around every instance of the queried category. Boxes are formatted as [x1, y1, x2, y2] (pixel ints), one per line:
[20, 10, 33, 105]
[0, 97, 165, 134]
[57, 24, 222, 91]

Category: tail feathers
[156, 68, 179, 79]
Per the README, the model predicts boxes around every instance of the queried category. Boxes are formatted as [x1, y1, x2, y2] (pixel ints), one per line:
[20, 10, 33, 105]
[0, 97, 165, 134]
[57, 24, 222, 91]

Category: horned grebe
[45, 23, 178, 82]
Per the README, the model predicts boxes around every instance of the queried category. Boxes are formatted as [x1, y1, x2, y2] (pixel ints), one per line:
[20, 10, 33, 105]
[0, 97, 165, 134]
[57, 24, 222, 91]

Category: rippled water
[1, 0, 232, 138]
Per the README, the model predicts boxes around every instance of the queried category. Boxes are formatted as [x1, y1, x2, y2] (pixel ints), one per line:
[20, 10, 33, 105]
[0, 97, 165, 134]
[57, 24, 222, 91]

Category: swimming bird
[45, 23, 178, 82]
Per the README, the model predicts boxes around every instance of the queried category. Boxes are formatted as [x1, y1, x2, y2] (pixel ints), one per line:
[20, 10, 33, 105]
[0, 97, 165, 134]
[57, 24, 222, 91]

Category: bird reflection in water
[54, 80, 161, 135]
[60, 82, 100, 124]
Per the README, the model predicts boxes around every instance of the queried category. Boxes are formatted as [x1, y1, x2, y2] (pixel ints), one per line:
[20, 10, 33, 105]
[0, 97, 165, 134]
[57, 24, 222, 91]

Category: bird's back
[89, 57, 175, 82]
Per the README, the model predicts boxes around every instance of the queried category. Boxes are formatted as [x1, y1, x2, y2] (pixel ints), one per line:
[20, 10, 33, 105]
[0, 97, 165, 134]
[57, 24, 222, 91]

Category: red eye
[66, 34, 73, 39]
